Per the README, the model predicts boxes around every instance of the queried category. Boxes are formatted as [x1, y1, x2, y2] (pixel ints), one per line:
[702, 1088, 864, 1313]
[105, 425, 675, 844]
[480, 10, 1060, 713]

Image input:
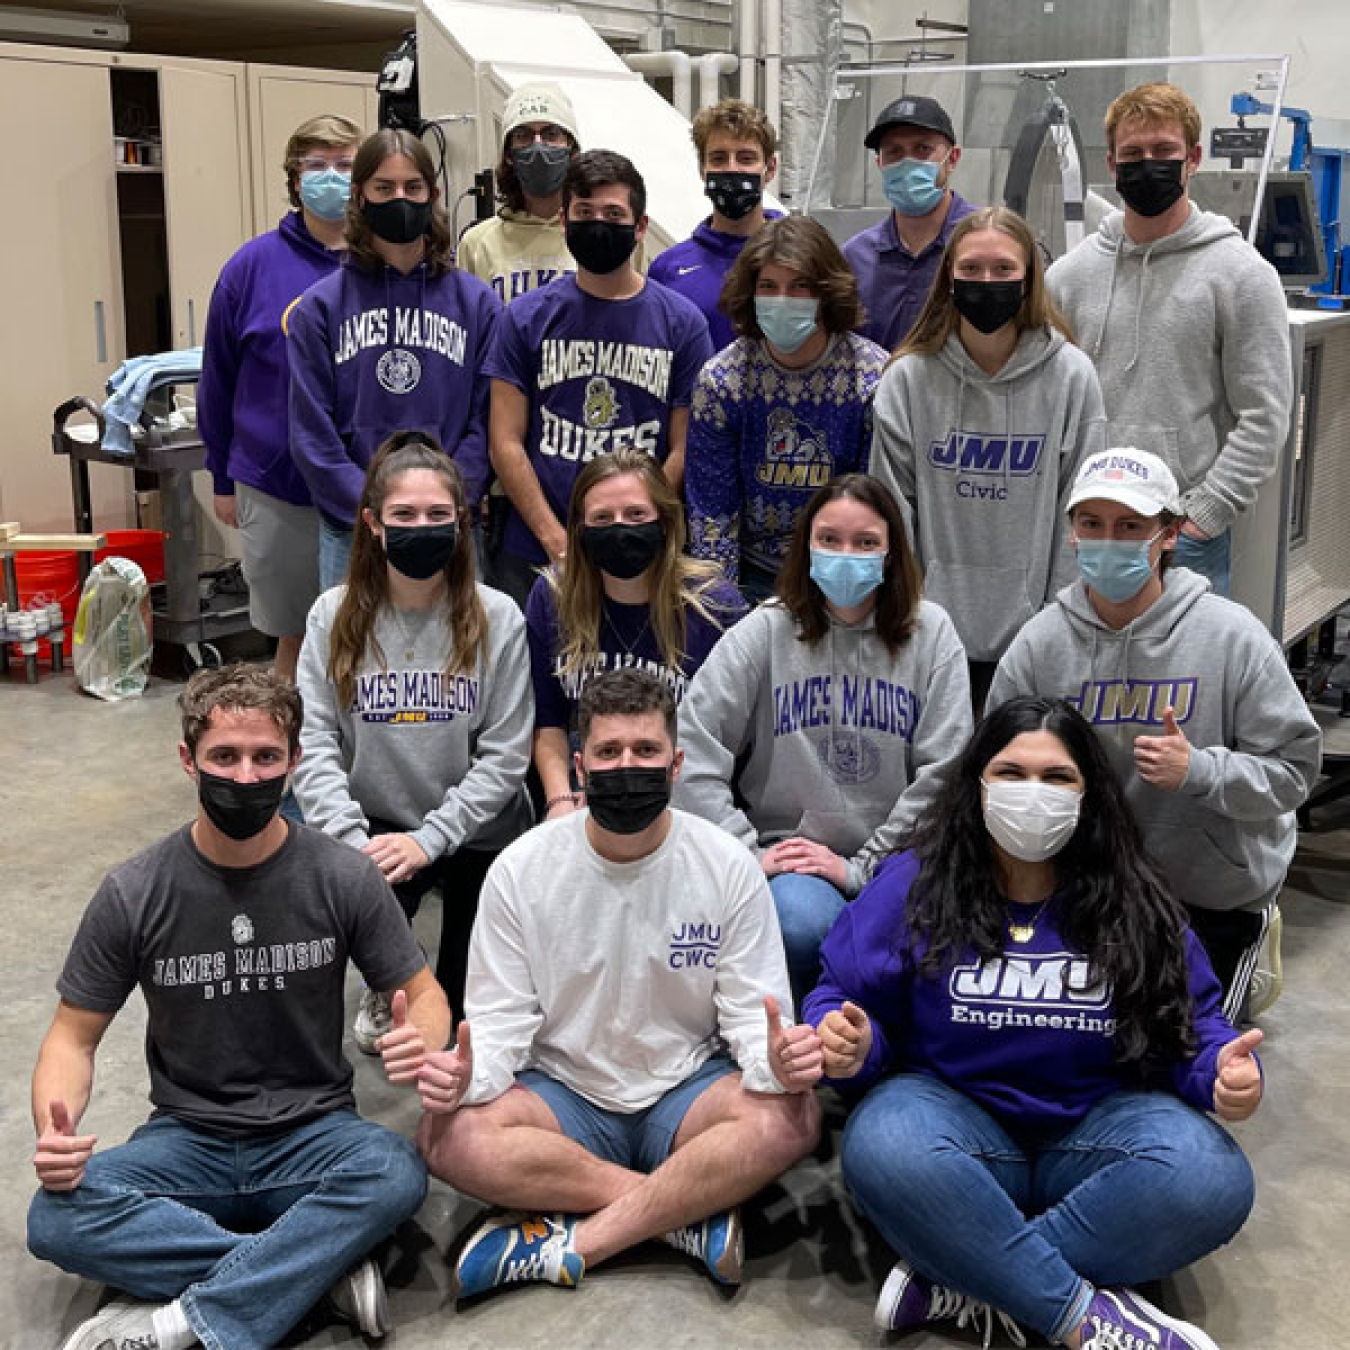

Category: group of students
[28, 69, 1324, 1350]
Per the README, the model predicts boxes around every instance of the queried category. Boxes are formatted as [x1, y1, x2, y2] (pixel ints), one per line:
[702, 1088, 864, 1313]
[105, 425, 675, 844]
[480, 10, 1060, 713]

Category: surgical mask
[584, 765, 672, 835]
[755, 295, 819, 354]
[361, 196, 433, 244]
[299, 167, 351, 222]
[565, 219, 637, 274]
[952, 278, 1024, 334]
[196, 766, 288, 841]
[810, 549, 886, 609]
[880, 156, 947, 216]
[513, 143, 571, 199]
[1114, 158, 1186, 218]
[1075, 532, 1163, 603]
[381, 522, 460, 580]
[704, 170, 763, 221]
[580, 520, 664, 580]
[982, 780, 1081, 863]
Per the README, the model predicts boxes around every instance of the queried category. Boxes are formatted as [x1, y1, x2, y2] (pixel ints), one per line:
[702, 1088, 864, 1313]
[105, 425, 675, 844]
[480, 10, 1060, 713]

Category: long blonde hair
[327, 434, 486, 708]
[892, 206, 1075, 363]
[549, 450, 727, 678]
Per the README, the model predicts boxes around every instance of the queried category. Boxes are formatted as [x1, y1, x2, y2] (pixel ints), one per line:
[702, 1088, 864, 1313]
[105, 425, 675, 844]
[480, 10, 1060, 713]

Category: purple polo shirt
[843, 190, 978, 351]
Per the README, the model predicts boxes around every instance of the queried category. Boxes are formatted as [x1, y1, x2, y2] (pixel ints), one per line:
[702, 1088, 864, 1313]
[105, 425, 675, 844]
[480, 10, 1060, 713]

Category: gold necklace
[1007, 895, 1053, 944]
[389, 603, 435, 662]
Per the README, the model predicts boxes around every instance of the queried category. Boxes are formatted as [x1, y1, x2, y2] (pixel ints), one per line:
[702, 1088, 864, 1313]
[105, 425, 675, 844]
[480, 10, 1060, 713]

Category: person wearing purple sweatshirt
[805, 696, 1262, 1350]
[647, 98, 782, 351]
[199, 113, 361, 682]
[288, 128, 503, 589]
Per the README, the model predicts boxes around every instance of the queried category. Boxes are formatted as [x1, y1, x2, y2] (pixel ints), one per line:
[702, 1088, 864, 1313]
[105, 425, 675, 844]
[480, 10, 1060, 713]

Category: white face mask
[981, 780, 1082, 863]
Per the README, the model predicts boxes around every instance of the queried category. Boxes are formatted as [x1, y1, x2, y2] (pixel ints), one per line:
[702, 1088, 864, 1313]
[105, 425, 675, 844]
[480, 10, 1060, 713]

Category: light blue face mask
[755, 295, 819, 354]
[810, 548, 887, 609]
[300, 167, 352, 222]
[880, 157, 947, 216]
[1075, 532, 1163, 603]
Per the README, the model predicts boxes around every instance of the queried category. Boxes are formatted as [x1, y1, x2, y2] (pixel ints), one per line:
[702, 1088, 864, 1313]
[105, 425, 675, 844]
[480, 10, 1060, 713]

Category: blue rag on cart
[102, 348, 203, 457]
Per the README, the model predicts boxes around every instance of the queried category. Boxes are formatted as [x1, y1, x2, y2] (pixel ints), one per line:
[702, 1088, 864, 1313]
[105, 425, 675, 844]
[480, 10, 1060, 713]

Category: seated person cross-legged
[806, 695, 1262, 1350]
[27, 665, 449, 1350]
[415, 668, 822, 1298]
[675, 473, 972, 1008]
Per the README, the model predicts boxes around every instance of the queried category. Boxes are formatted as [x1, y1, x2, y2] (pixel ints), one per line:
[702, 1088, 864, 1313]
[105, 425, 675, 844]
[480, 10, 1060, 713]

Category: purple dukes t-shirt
[525, 574, 747, 729]
[485, 275, 714, 563]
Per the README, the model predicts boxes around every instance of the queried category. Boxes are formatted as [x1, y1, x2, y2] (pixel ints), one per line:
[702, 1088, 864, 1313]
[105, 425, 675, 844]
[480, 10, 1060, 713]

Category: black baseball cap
[864, 95, 956, 151]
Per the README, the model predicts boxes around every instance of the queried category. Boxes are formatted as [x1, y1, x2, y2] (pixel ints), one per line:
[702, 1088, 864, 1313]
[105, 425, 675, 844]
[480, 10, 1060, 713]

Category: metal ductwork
[773, 0, 842, 209]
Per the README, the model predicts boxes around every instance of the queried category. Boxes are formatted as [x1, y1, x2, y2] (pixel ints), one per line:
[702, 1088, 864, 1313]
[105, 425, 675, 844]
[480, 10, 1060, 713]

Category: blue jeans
[28, 1110, 427, 1350]
[1173, 528, 1230, 595]
[842, 1075, 1254, 1342]
[318, 518, 354, 591]
[770, 872, 847, 1009]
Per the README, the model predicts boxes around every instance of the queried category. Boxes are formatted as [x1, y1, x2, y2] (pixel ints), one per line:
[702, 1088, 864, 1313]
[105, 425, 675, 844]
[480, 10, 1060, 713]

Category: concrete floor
[3, 671, 1347, 1350]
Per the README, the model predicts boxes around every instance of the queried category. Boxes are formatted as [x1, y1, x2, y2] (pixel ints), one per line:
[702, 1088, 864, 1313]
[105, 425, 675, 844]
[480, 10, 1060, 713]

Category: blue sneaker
[455, 1213, 585, 1299]
[875, 1260, 1026, 1347]
[1080, 1288, 1221, 1349]
[663, 1207, 744, 1285]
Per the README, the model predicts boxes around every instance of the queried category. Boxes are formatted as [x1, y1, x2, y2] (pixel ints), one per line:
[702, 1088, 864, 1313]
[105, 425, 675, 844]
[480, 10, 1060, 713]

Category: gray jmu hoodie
[1047, 206, 1292, 538]
[870, 327, 1105, 661]
[295, 583, 534, 858]
[674, 600, 973, 893]
[989, 568, 1322, 912]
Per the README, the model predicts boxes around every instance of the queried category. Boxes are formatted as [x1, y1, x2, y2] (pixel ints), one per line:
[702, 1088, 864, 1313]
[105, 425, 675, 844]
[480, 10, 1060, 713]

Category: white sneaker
[353, 988, 392, 1056]
[60, 1299, 161, 1350]
[329, 1257, 390, 1338]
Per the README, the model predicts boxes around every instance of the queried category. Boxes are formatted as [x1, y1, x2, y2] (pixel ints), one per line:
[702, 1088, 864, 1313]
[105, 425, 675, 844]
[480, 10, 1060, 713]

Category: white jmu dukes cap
[1066, 448, 1182, 517]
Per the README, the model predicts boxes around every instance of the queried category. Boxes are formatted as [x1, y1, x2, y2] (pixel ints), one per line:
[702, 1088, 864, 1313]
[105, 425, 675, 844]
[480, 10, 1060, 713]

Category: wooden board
[1, 533, 106, 551]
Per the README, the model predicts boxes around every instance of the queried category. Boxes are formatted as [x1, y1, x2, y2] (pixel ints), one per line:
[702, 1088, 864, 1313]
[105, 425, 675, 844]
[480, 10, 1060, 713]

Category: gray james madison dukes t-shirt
[58, 821, 423, 1136]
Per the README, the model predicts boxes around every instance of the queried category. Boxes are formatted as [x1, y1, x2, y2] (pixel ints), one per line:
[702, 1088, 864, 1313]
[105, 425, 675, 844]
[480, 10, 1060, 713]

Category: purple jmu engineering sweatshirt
[199, 212, 342, 506]
[803, 850, 1245, 1135]
[287, 257, 503, 526]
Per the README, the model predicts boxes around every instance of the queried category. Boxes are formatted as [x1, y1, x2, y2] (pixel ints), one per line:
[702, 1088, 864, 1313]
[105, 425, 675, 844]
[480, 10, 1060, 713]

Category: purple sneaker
[875, 1260, 1026, 1346]
[1080, 1288, 1222, 1350]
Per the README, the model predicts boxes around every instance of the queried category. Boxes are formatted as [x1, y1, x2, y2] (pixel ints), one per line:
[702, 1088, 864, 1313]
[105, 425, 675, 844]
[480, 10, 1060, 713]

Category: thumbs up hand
[417, 1020, 474, 1115]
[818, 1001, 874, 1079]
[1214, 1027, 1264, 1121]
[765, 994, 823, 1094]
[377, 988, 427, 1086]
[1133, 705, 1191, 791]
[33, 1099, 98, 1191]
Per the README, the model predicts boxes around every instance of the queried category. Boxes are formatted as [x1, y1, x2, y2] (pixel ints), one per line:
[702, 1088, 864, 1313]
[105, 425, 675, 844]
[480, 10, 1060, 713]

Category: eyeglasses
[299, 157, 356, 175]
[507, 125, 570, 150]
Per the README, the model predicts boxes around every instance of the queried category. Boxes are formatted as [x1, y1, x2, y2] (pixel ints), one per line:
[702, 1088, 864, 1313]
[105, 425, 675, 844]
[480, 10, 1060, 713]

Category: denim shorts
[518, 1053, 737, 1173]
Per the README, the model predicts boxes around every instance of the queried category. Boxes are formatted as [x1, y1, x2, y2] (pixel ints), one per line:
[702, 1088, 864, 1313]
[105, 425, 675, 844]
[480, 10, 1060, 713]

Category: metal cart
[51, 395, 254, 661]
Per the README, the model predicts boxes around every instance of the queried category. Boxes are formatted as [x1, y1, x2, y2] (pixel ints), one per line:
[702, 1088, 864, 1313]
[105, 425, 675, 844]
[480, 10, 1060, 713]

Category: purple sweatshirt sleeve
[454, 282, 503, 505]
[803, 852, 924, 1091]
[524, 575, 570, 729]
[686, 355, 743, 584]
[1168, 929, 1252, 1113]
[199, 271, 242, 496]
[286, 287, 369, 525]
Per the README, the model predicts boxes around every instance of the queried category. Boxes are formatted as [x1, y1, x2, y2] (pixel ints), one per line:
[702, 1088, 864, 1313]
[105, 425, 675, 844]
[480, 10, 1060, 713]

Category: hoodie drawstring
[1090, 235, 1125, 361]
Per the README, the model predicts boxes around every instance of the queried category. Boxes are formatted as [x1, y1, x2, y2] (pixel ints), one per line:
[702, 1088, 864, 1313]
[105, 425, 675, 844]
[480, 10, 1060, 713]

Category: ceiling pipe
[738, 0, 757, 105]
[762, 0, 782, 136]
[697, 51, 739, 112]
[624, 50, 694, 121]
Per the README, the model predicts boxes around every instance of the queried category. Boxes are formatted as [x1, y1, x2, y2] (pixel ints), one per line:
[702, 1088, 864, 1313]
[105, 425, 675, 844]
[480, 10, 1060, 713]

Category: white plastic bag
[73, 556, 152, 701]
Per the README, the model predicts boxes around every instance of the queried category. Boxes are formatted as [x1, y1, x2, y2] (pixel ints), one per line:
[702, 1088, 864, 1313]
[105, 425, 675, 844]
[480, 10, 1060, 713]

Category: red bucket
[10, 550, 81, 660]
[96, 529, 165, 585]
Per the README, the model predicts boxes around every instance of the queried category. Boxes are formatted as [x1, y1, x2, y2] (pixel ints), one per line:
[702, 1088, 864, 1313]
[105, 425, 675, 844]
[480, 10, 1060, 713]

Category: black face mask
[704, 171, 763, 221]
[952, 278, 1025, 335]
[381, 522, 459, 580]
[197, 766, 288, 841]
[513, 144, 571, 199]
[361, 196, 434, 244]
[580, 520, 664, 580]
[1114, 158, 1186, 218]
[565, 219, 638, 274]
[584, 765, 672, 836]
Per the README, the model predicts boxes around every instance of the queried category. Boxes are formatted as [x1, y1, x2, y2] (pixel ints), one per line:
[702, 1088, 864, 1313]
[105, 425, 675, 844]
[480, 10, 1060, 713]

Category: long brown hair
[343, 129, 456, 275]
[547, 449, 728, 679]
[720, 214, 863, 338]
[893, 206, 1074, 361]
[327, 434, 486, 708]
[775, 473, 923, 652]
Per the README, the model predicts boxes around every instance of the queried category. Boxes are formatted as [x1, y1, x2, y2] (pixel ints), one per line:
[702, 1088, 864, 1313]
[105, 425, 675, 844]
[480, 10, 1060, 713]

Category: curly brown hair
[343, 129, 456, 275]
[774, 474, 923, 653]
[180, 664, 303, 758]
[720, 215, 863, 339]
